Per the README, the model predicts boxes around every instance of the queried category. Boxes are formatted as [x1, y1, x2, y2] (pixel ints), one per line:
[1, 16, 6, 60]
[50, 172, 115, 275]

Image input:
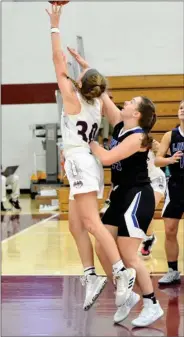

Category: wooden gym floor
[1, 196, 184, 336]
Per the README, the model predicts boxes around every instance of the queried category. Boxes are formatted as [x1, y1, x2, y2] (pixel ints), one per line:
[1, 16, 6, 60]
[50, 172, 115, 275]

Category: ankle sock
[84, 266, 96, 276]
[143, 292, 157, 304]
[168, 261, 178, 271]
[113, 260, 126, 274]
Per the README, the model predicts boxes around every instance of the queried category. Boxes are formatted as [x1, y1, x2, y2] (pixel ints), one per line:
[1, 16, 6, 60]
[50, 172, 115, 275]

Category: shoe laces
[114, 271, 127, 292]
[80, 275, 96, 291]
[163, 270, 179, 281]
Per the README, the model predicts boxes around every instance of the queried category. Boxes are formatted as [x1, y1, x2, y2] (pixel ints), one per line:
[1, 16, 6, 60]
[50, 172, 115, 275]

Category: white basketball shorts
[150, 173, 166, 196]
[64, 149, 104, 200]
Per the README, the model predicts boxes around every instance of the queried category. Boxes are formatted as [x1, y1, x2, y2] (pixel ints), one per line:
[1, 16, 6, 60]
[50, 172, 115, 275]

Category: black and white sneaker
[9, 198, 21, 210]
[158, 269, 181, 285]
[140, 234, 157, 258]
[81, 275, 107, 311]
[114, 268, 136, 307]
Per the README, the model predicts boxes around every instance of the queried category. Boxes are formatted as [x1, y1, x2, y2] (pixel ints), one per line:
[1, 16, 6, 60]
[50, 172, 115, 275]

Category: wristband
[51, 27, 60, 33]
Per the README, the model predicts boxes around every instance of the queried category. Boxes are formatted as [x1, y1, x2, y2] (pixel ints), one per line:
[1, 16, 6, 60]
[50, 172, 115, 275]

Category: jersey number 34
[76, 121, 98, 143]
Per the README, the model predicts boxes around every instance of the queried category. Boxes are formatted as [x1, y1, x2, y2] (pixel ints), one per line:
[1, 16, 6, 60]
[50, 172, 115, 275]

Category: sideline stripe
[2, 213, 59, 243]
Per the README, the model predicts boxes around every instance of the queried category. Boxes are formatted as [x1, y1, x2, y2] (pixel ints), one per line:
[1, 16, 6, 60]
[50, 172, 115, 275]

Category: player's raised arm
[101, 93, 122, 127]
[67, 47, 90, 70]
[46, 3, 80, 114]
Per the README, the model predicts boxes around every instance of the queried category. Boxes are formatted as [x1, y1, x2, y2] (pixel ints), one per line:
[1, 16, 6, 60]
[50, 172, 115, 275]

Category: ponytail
[138, 97, 156, 148]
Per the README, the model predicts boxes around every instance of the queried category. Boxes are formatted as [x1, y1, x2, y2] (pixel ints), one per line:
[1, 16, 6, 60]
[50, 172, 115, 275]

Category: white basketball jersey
[61, 93, 101, 155]
[148, 150, 165, 181]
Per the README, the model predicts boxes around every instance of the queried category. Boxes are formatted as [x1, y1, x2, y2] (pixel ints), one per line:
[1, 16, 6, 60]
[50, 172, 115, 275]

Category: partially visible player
[46, 4, 136, 310]
[140, 143, 167, 257]
[155, 100, 184, 285]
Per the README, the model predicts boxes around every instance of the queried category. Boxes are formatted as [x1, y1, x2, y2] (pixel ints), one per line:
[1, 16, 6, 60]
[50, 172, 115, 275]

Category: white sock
[113, 260, 125, 274]
[84, 266, 96, 276]
[144, 234, 154, 242]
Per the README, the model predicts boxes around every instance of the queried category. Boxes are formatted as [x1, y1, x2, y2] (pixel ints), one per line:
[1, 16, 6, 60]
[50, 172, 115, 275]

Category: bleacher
[57, 74, 184, 218]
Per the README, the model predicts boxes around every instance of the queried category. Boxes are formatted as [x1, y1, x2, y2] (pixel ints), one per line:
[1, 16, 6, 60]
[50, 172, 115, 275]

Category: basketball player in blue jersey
[90, 94, 164, 326]
[100, 140, 167, 258]
[155, 100, 184, 285]
[46, 4, 136, 311]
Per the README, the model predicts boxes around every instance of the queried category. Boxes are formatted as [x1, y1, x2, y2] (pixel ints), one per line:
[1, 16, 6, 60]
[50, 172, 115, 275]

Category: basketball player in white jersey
[46, 3, 136, 311]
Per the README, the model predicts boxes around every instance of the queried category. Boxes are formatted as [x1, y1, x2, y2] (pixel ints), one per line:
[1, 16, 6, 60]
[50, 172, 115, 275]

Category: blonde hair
[67, 69, 107, 104]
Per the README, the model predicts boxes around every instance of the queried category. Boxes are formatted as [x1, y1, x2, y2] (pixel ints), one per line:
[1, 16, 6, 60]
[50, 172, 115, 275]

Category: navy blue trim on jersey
[132, 192, 141, 228]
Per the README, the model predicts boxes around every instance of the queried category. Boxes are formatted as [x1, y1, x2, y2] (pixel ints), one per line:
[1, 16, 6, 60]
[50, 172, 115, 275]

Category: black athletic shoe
[141, 235, 157, 258]
[9, 198, 21, 210]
